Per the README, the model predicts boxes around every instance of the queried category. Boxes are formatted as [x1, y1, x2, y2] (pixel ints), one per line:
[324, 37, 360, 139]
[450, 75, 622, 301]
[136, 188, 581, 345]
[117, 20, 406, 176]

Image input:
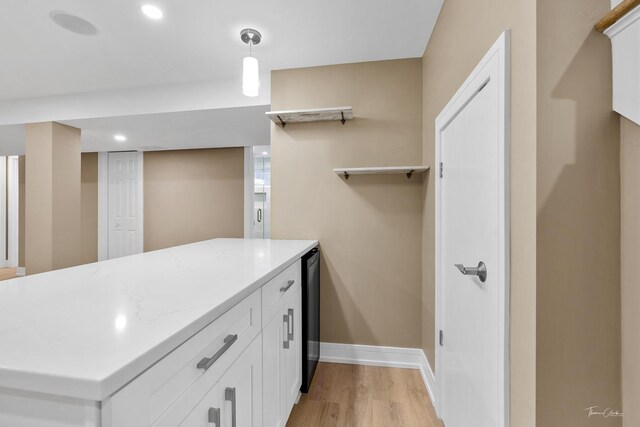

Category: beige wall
[536, 0, 621, 425]
[80, 153, 98, 265]
[144, 148, 244, 252]
[621, 117, 639, 427]
[421, 0, 538, 425]
[25, 122, 82, 274]
[18, 153, 98, 268]
[51, 123, 83, 270]
[25, 123, 53, 273]
[20, 148, 234, 268]
[271, 60, 423, 348]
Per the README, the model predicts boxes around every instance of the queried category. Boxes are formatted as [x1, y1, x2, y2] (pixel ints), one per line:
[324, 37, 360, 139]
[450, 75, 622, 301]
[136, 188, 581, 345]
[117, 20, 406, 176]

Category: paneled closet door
[108, 152, 142, 259]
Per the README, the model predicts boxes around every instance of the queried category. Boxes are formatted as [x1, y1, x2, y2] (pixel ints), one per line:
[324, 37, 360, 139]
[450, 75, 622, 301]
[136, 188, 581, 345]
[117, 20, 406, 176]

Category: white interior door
[436, 32, 509, 427]
[108, 152, 143, 259]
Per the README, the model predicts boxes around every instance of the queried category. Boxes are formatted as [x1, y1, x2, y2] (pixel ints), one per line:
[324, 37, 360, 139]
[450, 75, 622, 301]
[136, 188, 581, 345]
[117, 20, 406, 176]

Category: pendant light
[241, 28, 262, 97]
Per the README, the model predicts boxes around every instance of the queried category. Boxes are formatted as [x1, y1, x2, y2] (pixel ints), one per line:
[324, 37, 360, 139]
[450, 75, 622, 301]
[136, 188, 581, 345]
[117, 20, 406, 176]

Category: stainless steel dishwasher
[301, 246, 320, 393]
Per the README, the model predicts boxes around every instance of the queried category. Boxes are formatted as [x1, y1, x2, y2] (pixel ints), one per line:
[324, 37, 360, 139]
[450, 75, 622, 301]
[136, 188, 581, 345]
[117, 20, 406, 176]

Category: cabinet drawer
[103, 290, 261, 427]
[262, 260, 301, 325]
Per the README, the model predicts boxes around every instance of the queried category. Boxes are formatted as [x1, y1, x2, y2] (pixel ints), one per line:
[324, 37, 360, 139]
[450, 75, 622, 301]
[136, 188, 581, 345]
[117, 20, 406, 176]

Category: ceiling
[0, 106, 270, 155]
[0, 0, 443, 102]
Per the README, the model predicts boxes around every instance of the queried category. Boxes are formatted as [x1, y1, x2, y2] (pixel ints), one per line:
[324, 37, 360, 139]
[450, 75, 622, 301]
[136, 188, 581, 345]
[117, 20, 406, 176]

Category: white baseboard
[319, 342, 437, 409]
[16, 267, 25, 277]
[320, 342, 424, 369]
[418, 349, 437, 408]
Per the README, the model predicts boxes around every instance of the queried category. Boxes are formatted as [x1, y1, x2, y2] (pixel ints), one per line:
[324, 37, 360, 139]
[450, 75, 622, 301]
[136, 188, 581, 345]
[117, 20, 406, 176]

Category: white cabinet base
[0, 255, 309, 427]
[0, 387, 100, 427]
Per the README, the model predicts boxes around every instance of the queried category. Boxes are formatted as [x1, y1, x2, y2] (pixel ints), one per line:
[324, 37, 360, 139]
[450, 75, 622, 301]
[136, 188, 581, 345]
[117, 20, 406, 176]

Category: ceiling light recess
[114, 134, 127, 142]
[141, 4, 163, 20]
[49, 11, 99, 36]
[241, 29, 262, 97]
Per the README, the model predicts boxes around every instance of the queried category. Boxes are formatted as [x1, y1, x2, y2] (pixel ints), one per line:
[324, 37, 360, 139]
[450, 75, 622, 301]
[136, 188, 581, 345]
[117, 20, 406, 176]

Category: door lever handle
[454, 262, 487, 283]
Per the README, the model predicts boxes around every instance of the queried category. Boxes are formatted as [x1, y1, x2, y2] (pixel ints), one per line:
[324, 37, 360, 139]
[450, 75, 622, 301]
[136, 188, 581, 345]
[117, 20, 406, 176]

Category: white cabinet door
[262, 304, 286, 427]
[177, 384, 221, 427]
[217, 336, 262, 427]
[284, 285, 302, 416]
[262, 263, 302, 427]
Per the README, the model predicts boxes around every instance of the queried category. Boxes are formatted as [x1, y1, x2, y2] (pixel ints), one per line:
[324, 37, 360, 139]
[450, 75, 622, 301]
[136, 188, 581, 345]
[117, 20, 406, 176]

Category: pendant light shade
[243, 56, 260, 97]
[240, 28, 262, 97]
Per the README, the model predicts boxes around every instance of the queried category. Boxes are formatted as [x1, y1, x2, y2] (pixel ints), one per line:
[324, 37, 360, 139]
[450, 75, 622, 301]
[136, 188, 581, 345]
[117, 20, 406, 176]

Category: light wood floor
[287, 363, 443, 427]
[0, 267, 17, 281]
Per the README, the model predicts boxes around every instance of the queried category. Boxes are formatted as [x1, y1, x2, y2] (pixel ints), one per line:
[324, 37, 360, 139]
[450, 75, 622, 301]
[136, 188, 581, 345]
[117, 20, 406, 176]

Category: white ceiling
[0, 0, 443, 102]
[0, 106, 270, 155]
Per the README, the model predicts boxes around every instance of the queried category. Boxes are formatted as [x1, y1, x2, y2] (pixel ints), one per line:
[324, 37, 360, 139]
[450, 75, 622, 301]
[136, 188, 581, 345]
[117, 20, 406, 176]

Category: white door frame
[98, 151, 144, 260]
[434, 31, 510, 425]
[7, 156, 19, 268]
[0, 156, 20, 269]
[244, 147, 254, 238]
[0, 157, 7, 268]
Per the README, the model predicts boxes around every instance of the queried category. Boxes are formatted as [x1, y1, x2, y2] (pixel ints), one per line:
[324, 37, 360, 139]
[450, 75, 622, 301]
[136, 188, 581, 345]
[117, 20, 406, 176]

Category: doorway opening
[252, 146, 271, 239]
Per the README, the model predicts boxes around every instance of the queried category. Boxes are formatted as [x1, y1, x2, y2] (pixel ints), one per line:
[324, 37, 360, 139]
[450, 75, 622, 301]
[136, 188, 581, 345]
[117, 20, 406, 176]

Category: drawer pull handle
[225, 387, 237, 427]
[283, 314, 290, 349]
[288, 308, 294, 341]
[208, 407, 220, 426]
[280, 279, 295, 293]
[197, 334, 238, 370]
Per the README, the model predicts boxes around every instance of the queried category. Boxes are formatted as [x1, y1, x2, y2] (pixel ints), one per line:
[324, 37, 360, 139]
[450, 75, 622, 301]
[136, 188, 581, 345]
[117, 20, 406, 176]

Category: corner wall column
[25, 122, 81, 274]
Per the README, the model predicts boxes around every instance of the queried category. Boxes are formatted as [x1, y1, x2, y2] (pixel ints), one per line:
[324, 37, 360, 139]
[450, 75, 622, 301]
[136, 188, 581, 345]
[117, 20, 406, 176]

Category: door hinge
[439, 162, 443, 178]
[439, 330, 444, 346]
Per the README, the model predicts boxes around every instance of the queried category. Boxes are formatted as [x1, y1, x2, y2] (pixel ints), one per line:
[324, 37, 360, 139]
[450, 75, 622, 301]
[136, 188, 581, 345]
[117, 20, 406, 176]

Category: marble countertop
[0, 238, 317, 401]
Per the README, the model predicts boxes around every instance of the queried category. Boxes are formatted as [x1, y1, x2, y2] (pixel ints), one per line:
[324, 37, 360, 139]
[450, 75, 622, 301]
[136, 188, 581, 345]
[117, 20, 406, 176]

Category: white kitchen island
[0, 238, 317, 427]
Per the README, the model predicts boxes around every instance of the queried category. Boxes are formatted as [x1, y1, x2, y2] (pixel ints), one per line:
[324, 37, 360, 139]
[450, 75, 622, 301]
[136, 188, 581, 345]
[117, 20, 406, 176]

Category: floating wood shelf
[334, 166, 430, 180]
[596, 0, 640, 32]
[266, 107, 353, 128]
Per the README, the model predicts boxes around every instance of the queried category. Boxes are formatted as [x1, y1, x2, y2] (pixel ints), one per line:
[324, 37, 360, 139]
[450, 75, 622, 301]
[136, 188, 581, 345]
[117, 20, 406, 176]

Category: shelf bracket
[406, 170, 414, 179]
[341, 111, 346, 125]
[277, 115, 287, 128]
[343, 171, 349, 180]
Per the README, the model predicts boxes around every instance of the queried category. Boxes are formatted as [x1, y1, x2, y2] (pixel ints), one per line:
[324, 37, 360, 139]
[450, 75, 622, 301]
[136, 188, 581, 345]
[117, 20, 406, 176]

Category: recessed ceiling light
[114, 134, 127, 142]
[141, 4, 163, 20]
[49, 11, 99, 36]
